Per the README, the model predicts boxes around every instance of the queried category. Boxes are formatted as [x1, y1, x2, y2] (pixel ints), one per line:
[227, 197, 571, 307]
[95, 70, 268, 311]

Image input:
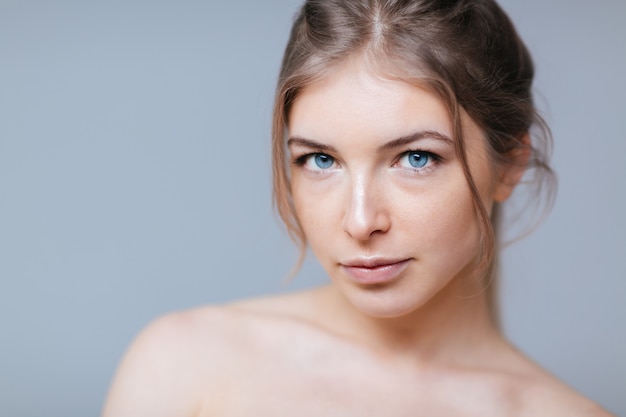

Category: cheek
[396, 179, 483, 265]
[291, 178, 339, 247]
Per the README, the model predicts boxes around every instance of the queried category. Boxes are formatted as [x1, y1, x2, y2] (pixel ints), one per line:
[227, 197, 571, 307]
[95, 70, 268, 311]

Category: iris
[314, 154, 334, 169]
[408, 151, 429, 168]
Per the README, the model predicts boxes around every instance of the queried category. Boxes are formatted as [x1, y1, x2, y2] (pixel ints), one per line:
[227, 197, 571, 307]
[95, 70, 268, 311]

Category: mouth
[340, 258, 411, 285]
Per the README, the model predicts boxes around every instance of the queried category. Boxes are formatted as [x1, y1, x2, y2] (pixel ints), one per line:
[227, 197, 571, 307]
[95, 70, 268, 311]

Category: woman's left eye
[397, 150, 439, 170]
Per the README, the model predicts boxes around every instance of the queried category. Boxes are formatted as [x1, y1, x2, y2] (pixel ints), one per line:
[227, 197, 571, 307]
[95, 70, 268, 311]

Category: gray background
[0, 0, 624, 416]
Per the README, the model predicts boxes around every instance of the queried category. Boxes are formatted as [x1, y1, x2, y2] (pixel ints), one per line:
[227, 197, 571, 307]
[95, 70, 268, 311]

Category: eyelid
[291, 144, 331, 159]
[394, 149, 442, 172]
[291, 148, 442, 171]
[292, 151, 339, 171]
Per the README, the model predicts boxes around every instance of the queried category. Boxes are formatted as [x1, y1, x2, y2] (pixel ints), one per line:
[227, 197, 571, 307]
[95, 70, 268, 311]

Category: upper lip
[341, 257, 410, 268]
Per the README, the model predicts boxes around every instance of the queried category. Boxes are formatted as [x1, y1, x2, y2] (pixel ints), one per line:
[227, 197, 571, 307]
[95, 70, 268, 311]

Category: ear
[492, 133, 531, 203]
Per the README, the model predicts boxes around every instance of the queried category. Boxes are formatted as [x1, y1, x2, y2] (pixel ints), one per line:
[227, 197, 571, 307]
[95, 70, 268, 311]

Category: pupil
[315, 154, 332, 168]
[410, 152, 427, 168]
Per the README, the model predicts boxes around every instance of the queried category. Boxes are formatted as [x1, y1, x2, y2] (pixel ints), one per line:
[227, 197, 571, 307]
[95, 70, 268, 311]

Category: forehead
[288, 59, 456, 143]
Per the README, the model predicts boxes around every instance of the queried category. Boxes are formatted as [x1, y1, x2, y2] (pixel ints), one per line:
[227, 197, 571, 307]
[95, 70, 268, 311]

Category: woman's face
[288, 60, 508, 319]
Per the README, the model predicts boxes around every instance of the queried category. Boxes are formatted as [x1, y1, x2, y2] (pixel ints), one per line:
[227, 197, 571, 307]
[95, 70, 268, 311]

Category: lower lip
[341, 260, 410, 285]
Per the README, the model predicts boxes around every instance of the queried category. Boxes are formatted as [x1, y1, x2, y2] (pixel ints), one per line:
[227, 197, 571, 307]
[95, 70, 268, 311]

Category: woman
[103, 0, 613, 415]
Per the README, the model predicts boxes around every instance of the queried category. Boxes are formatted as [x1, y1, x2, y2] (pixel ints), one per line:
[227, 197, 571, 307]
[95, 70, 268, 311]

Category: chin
[342, 285, 432, 319]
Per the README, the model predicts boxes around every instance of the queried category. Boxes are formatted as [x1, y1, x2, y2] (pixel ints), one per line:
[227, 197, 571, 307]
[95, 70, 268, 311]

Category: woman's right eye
[297, 153, 336, 171]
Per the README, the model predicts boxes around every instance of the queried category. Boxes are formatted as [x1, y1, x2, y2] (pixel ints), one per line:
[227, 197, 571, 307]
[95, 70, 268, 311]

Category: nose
[342, 175, 391, 241]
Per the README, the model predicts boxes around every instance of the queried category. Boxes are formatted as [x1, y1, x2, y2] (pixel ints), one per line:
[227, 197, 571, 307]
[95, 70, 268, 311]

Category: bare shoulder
[522, 374, 614, 416]
[500, 348, 615, 417]
[102, 290, 323, 417]
[101, 307, 231, 417]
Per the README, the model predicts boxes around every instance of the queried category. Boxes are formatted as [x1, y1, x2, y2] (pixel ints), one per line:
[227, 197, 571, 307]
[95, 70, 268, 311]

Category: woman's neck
[312, 276, 502, 367]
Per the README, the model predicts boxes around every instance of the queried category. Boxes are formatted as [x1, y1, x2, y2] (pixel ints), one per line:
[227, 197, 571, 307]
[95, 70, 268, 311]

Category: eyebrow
[379, 130, 453, 151]
[287, 137, 338, 152]
[287, 130, 453, 152]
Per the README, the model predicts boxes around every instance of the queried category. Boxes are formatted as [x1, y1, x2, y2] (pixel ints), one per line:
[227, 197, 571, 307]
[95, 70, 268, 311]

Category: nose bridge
[342, 169, 389, 240]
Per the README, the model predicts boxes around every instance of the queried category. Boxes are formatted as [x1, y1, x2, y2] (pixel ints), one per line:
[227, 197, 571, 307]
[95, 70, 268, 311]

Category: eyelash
[291, 149, 443, 172]
[394, 149, 442, 173]
[292, 152, 337, 169]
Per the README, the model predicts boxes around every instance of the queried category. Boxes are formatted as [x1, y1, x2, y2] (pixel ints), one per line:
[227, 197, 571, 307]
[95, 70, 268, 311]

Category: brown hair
[271, 0, 555, 322]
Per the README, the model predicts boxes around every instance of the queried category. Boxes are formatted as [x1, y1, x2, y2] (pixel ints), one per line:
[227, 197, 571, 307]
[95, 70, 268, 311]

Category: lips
[341, 258, 411, 285]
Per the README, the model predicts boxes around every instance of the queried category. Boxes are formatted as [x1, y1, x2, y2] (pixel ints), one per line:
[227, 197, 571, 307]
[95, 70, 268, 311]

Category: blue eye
[314, 154, 334, 169]
[406, 151, 429, 168]
[396, 150, 440, 172]
[311, 153, 335, 169]
[293, 152, 337, 171]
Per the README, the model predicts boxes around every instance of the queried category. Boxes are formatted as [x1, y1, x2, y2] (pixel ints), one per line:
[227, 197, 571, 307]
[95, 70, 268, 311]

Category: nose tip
[342, 180, 390, 241]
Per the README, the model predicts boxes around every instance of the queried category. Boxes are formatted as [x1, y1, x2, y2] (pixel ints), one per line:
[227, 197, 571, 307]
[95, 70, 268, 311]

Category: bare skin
[102, 60, 613, 416]
[102, 286, 611, 417]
